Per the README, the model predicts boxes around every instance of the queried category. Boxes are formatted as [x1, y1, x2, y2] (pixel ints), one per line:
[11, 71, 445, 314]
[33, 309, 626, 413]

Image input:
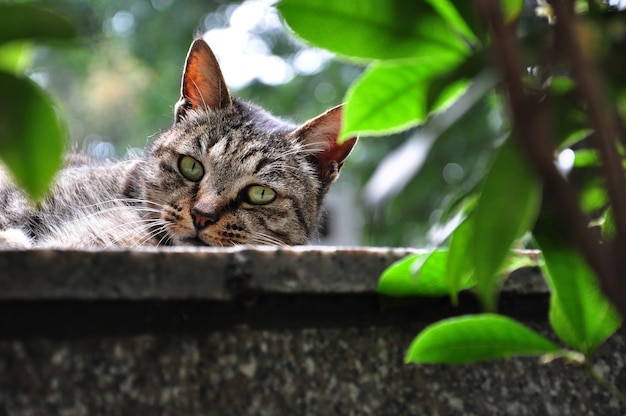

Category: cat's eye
[246, 185, 276, 205]
[178, 155, 204, 182]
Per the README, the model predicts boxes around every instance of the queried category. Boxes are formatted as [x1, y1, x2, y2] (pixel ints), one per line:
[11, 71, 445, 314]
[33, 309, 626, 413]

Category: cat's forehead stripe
[253, 158, 272, 175]
[222, 136, 234, 154]
[238, 147, 269, 164]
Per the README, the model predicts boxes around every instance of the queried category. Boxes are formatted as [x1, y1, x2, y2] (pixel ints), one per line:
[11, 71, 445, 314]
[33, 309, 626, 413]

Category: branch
[551, 0, 626, 255]
[476, 0, 626, 316]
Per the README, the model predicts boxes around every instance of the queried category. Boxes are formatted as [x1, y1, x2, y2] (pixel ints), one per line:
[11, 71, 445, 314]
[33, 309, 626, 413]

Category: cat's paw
[0, 228, 32, 249]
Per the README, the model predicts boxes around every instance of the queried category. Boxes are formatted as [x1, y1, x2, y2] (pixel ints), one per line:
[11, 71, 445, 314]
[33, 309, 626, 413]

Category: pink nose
[190, 206, 220, 230]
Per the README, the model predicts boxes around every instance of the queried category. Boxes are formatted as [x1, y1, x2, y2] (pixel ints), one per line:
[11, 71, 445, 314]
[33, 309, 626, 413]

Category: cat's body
[0, 39, 356, 248]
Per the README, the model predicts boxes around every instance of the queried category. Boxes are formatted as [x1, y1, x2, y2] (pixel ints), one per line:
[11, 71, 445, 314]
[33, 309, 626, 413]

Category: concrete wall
[1, 247, 624, 415]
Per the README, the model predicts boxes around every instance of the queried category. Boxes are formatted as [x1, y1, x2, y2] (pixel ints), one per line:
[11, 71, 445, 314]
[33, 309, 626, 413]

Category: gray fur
[0, 40, 355, 248]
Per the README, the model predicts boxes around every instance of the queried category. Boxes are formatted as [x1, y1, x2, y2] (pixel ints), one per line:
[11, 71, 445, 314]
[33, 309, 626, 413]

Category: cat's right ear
[290, 105, 357, 189]
[174, 39, 232, 122]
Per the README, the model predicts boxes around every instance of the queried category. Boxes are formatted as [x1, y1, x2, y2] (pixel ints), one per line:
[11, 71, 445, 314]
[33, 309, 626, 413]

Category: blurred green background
[23, 0, 497, 247]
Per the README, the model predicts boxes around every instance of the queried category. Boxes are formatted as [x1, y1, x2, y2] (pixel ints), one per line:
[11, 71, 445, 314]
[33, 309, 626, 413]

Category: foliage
[405, 314, 562, 364]
[0, 4, 74, 200]
[280, 0, 626, 404]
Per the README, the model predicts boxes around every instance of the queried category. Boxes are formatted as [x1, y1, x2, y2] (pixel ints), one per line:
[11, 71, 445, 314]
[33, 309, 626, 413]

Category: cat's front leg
[0, 228, 32, 249]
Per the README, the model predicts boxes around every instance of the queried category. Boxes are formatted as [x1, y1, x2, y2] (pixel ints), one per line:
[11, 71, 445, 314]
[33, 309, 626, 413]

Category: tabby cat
[0, 39, 356, 248]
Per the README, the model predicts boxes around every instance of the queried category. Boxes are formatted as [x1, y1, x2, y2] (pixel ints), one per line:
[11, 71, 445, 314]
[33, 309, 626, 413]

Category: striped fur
[0, 39, 355, 248]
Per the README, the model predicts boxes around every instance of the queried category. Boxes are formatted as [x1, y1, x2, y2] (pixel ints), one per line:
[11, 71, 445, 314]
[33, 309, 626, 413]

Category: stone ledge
[0, 247, 546, 300]
[5, 247, 616, 416]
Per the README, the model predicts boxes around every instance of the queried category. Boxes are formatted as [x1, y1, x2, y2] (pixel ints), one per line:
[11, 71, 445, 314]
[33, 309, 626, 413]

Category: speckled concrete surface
[1, 325, 624, 415]
[0, 247, 622, 415]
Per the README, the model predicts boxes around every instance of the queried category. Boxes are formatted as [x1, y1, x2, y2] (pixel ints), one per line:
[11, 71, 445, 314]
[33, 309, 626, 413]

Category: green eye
[246, 185, 276, 205]
[178, 155, 204, 181]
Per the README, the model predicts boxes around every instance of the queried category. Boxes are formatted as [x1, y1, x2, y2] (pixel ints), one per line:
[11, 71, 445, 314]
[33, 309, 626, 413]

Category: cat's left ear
[175, 39, 232, 122]
[290, 105, 357, 188]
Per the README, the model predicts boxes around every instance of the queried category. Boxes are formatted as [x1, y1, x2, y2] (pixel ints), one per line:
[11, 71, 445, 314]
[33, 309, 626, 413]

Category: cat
[0, 39, 356, 249]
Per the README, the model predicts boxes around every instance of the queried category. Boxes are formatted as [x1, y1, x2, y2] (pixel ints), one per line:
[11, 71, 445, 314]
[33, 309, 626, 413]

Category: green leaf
[445, 215, 475, 305]
[446, 1, 485, 43]
[278, 0, 469, 60]
[573, 148, 600, 167]
[378, 253, 426, 297]
[579, 178, 607, 213]
[534, 230, 622, 356]
[442, 0, 522, 42]
[378, 249, 475, 298]
[0, 41, 33, 74]
[0, 4, 75, 45]
[602, 207, 616, 241]
[499, 0, 524, 22]
[548, 75, 576, 95]
[406, 314, 561, 364]
[340, 56, 466, 140]
[0, 73, 65, 200]
[425, 0, 478, 44]
[561, 129, 593, 149]
[500, 249, 542, 275]
[425, 51, 486, 114]
[472, 138, 542, 310]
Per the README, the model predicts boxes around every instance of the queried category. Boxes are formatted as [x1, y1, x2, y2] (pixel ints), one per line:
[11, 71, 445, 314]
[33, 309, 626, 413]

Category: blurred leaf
[425, 51, 486, 113]
[500, 250, 542, 275]
[429, 77, 471, 117]
[548, 75, 576, 95]
[559, 129, 593, 150]
[548, 88, 590, 150]
[0, 4, 75, 44]
[535, 229, 622, 356]
[340, 56, 465, 140]
[573, 148, 600, 167]
[0, 73, 64, 200]
[579, 178, 607, 213]
[406, 314, 561, 364]
[379, 219, 538, 302]
[438, 190, 480, 225]
[278, 0, 469, 60]
[419, 0, 521, 46]
[378, 253, 426, 297]
[499, 0, 524, 22]
[447, 1, 485, 43]
[472, 138, 542, 311]
[378, 249, 475, 298]
[425, 0, 478, 44]
[0, 41, 33, 74]
[445, 215, 475, 305]
[446, 212, 539, 305]
[602, 207, 616, 241]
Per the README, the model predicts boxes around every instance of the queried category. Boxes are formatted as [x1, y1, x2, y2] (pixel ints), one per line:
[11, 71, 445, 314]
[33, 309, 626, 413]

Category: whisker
[129, 225, 168, 249]
[61, 206, 162, 226]
[104, 218, 169, 248]
[155, 229, 172, 247]
[248, 231, 287, 247]
[76, 198, 164, 210]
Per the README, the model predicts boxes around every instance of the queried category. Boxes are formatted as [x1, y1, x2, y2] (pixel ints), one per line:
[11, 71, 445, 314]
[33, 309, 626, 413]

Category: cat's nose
[190, 206, 220, 230]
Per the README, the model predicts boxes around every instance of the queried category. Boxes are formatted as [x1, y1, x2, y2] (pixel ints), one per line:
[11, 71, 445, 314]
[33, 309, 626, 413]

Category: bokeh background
[30, 0, 499, 247]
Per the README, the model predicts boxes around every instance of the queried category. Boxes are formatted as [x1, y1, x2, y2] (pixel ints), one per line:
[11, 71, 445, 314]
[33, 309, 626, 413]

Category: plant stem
[476, 0, 626, 318]
[585, 364, 626, 408]
[551, 0, 626, 314]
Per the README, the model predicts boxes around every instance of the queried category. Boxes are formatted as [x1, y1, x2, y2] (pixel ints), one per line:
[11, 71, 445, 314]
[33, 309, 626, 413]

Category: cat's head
[140, 39, 356, 246]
